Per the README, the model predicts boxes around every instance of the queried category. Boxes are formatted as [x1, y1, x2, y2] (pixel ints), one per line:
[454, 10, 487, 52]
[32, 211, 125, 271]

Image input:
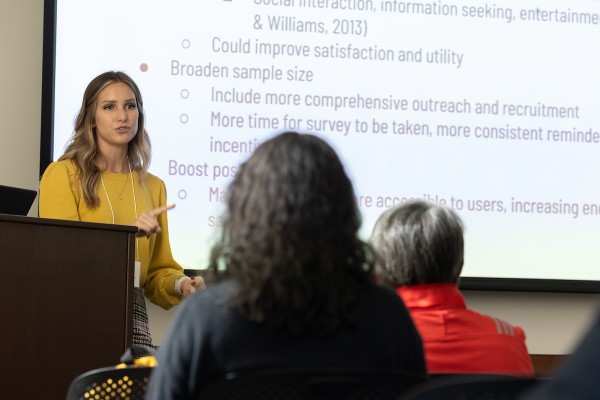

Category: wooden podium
[0, 214, 138, 399]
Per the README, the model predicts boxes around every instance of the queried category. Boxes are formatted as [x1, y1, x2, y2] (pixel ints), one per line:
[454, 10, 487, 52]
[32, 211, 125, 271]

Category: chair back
[198, 368, 427, 400]
[66, 365, 153, 400]
[401, 373, 541, 400]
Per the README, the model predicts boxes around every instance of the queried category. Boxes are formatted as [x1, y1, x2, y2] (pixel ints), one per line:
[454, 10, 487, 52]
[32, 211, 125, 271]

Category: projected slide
[51, 0, 600, 281]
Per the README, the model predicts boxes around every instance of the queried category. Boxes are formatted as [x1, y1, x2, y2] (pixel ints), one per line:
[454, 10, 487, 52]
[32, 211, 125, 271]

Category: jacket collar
[396, 283, 466, 310]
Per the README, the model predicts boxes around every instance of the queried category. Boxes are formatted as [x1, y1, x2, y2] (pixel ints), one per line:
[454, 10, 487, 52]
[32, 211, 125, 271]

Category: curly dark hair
[208, 132, 374, 334]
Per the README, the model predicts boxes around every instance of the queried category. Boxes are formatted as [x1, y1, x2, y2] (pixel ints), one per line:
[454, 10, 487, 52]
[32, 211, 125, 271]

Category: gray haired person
[371, 200, 534, 376]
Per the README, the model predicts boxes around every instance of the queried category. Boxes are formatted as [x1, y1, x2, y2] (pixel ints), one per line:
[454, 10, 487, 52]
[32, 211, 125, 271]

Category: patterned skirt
[132, 287, 156, 357]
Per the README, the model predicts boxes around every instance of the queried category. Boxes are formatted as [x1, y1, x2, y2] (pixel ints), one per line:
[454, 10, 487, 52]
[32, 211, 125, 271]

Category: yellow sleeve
[39, 161, 81, 220]
[143, 176, 185, 309]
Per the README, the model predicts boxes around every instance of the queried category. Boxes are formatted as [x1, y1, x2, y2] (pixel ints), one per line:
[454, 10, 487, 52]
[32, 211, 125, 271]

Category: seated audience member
[523, 305, 600, 400]
[370, 200, 534, 376]
[145, 132, 427, 399]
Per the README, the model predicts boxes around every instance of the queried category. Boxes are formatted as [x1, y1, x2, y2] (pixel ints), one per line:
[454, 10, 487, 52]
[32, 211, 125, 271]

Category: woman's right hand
[134, 204, 175, 238]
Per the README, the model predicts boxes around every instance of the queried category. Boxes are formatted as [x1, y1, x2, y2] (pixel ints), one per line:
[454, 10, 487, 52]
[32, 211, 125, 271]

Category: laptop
[0, 185, 38, 216]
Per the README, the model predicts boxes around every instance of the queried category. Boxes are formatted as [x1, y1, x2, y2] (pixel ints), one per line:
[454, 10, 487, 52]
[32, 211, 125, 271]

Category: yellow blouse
[39, 159, 184, 309]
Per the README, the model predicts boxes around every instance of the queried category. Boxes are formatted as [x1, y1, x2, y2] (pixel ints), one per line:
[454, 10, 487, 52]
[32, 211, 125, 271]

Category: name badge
[134, 261, 141, 288]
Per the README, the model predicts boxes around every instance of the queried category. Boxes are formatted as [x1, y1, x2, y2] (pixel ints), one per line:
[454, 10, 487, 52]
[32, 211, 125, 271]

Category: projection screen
[41, 0, 600, 291]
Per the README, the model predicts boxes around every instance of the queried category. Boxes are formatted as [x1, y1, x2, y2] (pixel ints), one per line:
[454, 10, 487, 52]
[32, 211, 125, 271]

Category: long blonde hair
[59, 71, 151, 208]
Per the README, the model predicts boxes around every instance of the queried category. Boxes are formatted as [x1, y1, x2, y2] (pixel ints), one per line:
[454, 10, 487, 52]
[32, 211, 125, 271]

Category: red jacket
[397, 284, 534, 377]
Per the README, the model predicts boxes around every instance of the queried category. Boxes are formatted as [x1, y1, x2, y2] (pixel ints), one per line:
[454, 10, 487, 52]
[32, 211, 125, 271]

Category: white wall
[3, 0, 598, 355]
[0, 0, 43, 203]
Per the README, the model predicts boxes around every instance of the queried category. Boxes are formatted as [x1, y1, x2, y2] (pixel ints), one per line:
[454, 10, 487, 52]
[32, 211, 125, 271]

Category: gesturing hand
[134, 203, 175, 238]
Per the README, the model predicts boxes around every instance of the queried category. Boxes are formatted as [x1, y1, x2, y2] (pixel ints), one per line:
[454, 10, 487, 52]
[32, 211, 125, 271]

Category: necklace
[100, 158, 140, 262]
[107, 174, 129, 200]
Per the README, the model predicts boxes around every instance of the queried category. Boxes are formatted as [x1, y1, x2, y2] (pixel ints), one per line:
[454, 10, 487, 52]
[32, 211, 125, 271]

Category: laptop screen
[0, 185, 38, 216]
